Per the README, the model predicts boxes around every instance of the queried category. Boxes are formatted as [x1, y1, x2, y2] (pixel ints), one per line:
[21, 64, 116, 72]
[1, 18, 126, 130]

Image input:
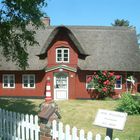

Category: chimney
[42, 17, 50, 26]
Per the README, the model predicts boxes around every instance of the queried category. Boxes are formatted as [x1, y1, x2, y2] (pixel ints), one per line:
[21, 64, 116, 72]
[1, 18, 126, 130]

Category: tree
[0, 0, 47, 69]
[111, 19, 130, 27]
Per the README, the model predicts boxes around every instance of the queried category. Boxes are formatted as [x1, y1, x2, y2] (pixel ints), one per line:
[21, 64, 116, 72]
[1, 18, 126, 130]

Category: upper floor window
[115, 75, 122, 89]
[86, 75, 94, 89]
[56, 48, 69, 63]
[22, 74, 35, 88]
[3, 74, 15, 88]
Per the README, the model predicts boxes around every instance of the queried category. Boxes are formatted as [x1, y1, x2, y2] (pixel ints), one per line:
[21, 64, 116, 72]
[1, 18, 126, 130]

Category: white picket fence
[0, 109, 40, 140]
[52, 120, 119, 140]
[0, 109, 120, 140]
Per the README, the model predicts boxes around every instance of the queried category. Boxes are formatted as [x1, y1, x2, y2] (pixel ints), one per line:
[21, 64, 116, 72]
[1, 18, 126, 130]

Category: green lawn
[56, 100, 140, 140]
[0, 98, 139, 140]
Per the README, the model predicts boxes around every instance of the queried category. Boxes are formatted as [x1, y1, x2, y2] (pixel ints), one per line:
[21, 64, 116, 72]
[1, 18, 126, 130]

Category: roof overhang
[40, 26, 87, 56]
[45, 65, 77, 72]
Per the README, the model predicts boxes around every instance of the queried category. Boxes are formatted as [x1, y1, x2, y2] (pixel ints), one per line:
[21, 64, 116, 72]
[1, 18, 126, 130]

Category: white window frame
[56, 48, 69, 63]
[2, 74, 15, 88]
[22, 74, 35, 88]
[86, 75, 95, 89]
[115, 75, 122, 89]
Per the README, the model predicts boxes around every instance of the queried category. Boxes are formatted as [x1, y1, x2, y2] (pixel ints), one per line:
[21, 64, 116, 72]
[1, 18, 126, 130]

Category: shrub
[116, 93, 140, 115]
[87, 71, 116, 99]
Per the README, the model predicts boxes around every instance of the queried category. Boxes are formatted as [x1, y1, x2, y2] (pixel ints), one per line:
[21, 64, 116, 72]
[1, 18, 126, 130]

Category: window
[22, 74, 35, 88]
[115, 75, 122, 89]
[86, 75, 94, 89]
[56, 48, 69, 63]
[3, 74, 15, 88]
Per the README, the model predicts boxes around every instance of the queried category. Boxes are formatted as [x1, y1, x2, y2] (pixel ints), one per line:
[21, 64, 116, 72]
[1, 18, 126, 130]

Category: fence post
[40, 123, 51, 140]
[106, 128, 113, 140]
[38, 101, 61, 140]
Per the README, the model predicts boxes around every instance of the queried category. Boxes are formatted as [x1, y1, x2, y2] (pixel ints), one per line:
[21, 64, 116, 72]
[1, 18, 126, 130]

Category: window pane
[4, 76, 8, 81]
[3, 75, 15, 88]
[24, 83, 28, 87]
[56, 48, 69, 63]
[63, 49, 68, 62]
[57, 54, 62, 57]
[64, 58, 68, 61]
[30, 83, 34, 87]
[24, 79, 28, 84]
[57, 50, 62, 53]
[30, 80, 34, 83]
[4, 79, 8, 84]
[30, 75, 35, 86]
[23, 75, 28, 87]
[116, 80, 121, 84]
[4, 83, 8, 87]
[10, 83, 14, 87]
[87, 83, 93, 89]
[57, 49, 62, 62]
[64, 50, 68, 53]
[3, 76, 8, 86]
[10, 81, 14, 87]
[30, 75, 34, 80]
[86, 76, 94, 89]
[10, 75, 13, 80]
[57, 58, 62, 61]
[64, 54, 68, 57]
[115, 75, 122, 89]
[23, 76, 28, 81]
[116, 84, 121, 88]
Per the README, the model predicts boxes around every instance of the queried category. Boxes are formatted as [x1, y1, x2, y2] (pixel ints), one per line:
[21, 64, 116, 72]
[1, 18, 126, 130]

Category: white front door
[54, 73, 68, 100]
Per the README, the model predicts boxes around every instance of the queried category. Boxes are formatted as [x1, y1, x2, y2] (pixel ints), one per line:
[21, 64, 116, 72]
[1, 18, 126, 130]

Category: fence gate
[0, 109, 40, 140]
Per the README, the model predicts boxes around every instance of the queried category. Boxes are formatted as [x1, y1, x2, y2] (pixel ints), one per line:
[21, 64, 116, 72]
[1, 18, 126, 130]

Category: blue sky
[44, 0, 140, 33]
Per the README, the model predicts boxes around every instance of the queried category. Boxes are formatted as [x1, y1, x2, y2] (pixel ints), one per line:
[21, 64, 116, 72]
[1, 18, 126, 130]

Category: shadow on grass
[0, 98, 40, 115]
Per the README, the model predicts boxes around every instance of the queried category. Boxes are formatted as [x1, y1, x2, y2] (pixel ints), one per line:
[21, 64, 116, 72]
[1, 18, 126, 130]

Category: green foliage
[116, 93, 140, 115]
[0, 0, 47, 69]
[89, 71, 116, 98]
[112, 19, 130, 27]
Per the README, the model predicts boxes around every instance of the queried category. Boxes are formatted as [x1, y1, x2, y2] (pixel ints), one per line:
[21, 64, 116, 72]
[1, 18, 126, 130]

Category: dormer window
[56, 48, 69, 63]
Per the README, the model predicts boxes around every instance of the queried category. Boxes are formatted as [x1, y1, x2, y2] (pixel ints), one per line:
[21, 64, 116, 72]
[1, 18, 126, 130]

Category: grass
[56, 100, 140, 140]
[0, 98, 43, 115]
[0, 98, 140, 140]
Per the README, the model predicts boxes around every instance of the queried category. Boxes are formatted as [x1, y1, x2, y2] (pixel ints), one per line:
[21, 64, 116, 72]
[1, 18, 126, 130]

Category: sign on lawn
[93, 109, 127, 130]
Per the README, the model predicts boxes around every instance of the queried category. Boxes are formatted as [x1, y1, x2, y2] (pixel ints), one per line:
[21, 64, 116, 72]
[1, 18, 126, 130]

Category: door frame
[53, 72, 69, 100]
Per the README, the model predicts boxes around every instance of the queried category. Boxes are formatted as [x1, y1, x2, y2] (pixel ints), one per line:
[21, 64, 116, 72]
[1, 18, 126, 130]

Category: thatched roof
[0, 25, 140, 71]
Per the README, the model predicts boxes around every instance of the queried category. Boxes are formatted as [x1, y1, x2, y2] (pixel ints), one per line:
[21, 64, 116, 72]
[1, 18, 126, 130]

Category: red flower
[103, 81, 107, 85]
[86, 76, 92, 83]
[102, 71, 107, 76]
[116, 75, 121, 80]
[103, 80, 110, 85]
[106, 80, 110, 84]
[95, 75, 98, 78]
[102, 87, 107, 92]
[109, 72, 114, 77]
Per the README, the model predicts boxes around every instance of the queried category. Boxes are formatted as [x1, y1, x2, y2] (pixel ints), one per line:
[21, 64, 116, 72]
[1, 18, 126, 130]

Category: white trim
[22, 74, 35, 89]
[2, 74, 15, 88]
[56, 48, 69, 63]
[45, 65, 77, 73]
[115, 75, 122, 89]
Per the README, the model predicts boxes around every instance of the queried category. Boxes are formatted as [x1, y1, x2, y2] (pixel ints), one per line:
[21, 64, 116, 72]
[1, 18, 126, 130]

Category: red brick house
[0, 20, 140, 100]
